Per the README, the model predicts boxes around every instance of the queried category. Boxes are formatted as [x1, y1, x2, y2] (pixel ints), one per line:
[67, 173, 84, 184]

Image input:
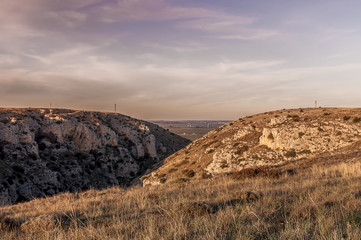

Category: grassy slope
[0, 160, 360, 239]
[144, 107, 361, 184]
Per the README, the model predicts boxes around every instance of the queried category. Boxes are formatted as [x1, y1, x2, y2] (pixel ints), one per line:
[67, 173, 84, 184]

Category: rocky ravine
[143, 108, 361, 185]
[0, 108, 190, 205]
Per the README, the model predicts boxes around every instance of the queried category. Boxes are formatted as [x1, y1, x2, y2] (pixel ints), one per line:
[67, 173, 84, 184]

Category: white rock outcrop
[0, 109, 190, 205]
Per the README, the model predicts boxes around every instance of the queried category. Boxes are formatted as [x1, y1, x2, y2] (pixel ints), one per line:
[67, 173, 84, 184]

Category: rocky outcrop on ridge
[0, 108, 190, 205]
[142, 108, 361, 186]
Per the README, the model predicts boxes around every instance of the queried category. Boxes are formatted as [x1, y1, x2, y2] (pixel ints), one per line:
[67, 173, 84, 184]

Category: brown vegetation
[231, 166, 282, 180]
[0, 160, 360, 239]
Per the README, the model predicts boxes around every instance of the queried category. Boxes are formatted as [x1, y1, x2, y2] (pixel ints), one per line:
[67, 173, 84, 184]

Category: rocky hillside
[143, 108, 361, 185]
[0, 108, 190, 205]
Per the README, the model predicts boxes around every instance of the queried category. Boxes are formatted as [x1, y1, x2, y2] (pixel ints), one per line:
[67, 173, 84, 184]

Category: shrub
[201, 172, 212, 179]
[231, 166, 282, 180]
[0, 216, 20, 231]
[234, 145, 249, 155]
[284, 149, 297, 158]
[12, 165, 25, 174]
[171, 178, 189, 184]
[180, 202, 215, 217]
[232, 191, 259, 203]
[344, 116, 351, 121]
[168, 168, 178, 173]
[288, 115, 300, 122]
[1, 118, 10, 124]
[182, 169, 195, 178]
[175, 160, 189, 167]
[324, 112, 331, 116]
[353, 117, 360, 123]
[299, 149, 311, 154]
[220, 161, 228, 169]
[267, 133, 274, 140]
[298, 132, 305, 138]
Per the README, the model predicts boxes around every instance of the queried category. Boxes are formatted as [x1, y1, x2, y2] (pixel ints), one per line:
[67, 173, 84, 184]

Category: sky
[1, 0, 361, 120]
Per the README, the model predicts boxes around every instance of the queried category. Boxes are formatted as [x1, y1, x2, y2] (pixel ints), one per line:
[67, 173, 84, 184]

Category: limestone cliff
[0, 108, 190, 205]
[142, 108, 361, 186]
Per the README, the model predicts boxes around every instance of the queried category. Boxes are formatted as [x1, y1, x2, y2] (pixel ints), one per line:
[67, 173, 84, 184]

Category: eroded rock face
[142, 108, 361, 186]
[0, 108, 190, 205]
[208, 115, 361, 174]
[259, 117, 360, 153]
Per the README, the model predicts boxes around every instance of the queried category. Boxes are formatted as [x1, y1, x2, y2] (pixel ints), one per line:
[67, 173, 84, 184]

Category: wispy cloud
[0, 54, 20, 68]
[1, 0, 361, 119]
[176, 17, 256, 32]
[2, 52, 361, 118]
[98, 0, 231, 23]
[95, 0, 275, 41]
[218, 29, 278, 40]
[218, 60, 284, 73]
[141, 41, 211, 53]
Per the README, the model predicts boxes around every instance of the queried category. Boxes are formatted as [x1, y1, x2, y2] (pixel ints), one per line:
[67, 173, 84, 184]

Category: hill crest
[142, 107, 361, 185]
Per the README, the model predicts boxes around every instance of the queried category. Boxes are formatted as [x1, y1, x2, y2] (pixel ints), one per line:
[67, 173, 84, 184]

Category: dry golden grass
[1, 160, 361, 239]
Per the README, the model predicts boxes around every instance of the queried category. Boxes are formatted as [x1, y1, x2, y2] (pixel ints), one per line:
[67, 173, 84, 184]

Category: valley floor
[1, 159, 361, 240]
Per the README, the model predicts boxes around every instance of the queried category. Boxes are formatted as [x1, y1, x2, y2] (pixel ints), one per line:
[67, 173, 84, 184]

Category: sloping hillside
[143, 108, 361, 185]
[0, 108, 190, 205]
[0, 160, 360, 239]
[1, 108, 361, 239]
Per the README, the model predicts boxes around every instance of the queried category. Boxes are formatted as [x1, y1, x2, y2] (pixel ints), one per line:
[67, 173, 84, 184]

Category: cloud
[0, 54, 20, 68]
[1, 0, 358, 119]
[218, 29, 278, 40]
[98, 0, 231, 23]
[0, 0, 98, 30]
[95, 0, 274, 41]
[218, 60, 284, 73]
[140, 41, 211, 53]
[177, 18, 256, 32]
[1, 55, 361, 119]
[0, 0, 100, 55]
